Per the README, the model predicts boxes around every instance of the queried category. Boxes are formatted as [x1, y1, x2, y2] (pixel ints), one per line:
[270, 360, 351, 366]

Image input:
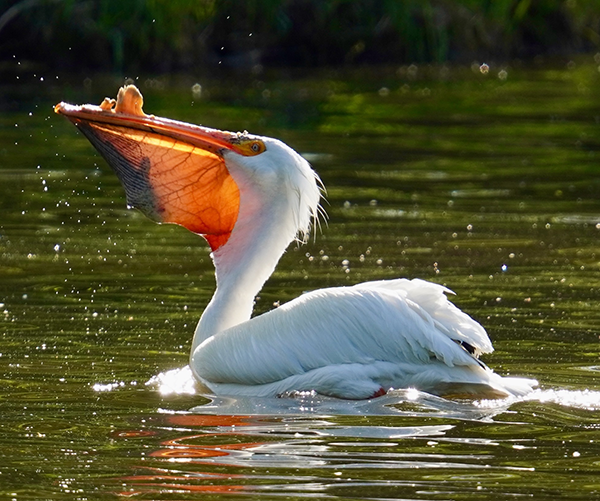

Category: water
[1, 60, 600, 499]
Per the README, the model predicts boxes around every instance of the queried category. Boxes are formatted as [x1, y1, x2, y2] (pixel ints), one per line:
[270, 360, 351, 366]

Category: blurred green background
[2, 0, 600, 76]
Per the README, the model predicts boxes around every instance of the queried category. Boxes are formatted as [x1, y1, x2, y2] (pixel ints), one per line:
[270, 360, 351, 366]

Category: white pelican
[55, 85, 537, 400]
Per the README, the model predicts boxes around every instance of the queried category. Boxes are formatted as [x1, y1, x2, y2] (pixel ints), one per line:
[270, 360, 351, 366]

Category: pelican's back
[191, 278, 536, 399]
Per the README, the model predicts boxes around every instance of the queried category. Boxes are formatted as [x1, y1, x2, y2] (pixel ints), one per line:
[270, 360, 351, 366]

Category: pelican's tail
[494, 374, 538, 397]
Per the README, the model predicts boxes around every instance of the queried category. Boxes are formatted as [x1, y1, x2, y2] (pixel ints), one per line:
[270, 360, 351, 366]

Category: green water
[1, 60, 600, 499]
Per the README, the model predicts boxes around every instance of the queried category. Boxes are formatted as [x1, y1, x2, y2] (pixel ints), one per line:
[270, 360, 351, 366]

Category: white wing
[356, 278, 493, 356]
[191, 278, 534, 398]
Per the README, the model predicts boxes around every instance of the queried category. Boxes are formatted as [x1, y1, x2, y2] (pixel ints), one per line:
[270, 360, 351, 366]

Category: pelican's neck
[191, 202, 297, 352]
[190, 141, 320, 354]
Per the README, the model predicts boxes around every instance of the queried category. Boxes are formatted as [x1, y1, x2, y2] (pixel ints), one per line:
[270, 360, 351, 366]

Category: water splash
[476, 388, 600, 411]
[146, 365, 197, 395]
[145, 365, 600, 417]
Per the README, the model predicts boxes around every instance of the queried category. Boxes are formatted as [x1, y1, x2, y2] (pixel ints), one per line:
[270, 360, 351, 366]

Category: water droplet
[191, 83, 202, 99]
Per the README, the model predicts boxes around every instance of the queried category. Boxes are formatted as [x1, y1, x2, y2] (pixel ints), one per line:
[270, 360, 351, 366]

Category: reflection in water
[106, 368, 600, 497]
[116, 411, 460, 497]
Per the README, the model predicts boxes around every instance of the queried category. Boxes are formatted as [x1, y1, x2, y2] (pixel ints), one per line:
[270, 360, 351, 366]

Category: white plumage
[193, 278, 535, 399]
[56, 87, 537, 400]
[189, 136, 536, 399]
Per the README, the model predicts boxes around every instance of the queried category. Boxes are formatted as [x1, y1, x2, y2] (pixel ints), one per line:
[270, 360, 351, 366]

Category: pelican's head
[55, 85, 323, 253]
[219, 134, 323, 247]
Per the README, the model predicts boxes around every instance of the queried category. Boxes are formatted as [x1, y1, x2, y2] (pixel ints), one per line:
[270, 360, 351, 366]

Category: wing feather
[193, 279, 486, 386]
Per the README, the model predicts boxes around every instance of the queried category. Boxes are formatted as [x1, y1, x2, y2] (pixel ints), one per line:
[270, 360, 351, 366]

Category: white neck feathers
[191, 138, 321, 351]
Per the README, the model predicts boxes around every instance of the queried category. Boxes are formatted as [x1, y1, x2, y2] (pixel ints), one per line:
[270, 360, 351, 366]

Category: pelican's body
[56, 86, 537, 399]
[193, 279, 535, 399]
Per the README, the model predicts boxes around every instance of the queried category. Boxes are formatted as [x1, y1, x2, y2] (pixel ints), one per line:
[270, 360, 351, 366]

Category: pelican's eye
[236, 139, 266, 156]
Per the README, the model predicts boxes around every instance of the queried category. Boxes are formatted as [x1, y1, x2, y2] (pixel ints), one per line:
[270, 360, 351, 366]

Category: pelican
[55, 85, 537, 399]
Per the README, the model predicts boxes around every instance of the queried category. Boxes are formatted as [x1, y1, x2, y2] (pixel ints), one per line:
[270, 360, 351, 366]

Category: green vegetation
[2, 0, 600, 74]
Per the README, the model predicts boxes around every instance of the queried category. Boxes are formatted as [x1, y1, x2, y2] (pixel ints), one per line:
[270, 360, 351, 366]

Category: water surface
[1, 61, 600, 499]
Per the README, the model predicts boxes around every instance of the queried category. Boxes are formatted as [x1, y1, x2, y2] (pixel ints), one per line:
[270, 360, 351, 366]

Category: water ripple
[145, 366, 600, 419]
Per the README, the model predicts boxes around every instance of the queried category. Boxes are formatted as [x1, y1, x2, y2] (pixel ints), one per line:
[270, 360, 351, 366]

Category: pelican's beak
[55, 85, 265, 251]
[55, 85, 265, 157]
